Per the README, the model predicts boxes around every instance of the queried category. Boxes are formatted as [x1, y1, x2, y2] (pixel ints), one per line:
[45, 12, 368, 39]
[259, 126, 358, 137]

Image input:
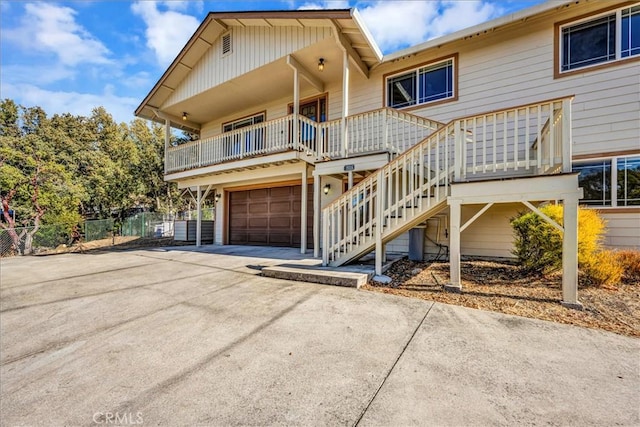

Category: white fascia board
[350, 8, 383, 61]
[383, 0, 575, 62]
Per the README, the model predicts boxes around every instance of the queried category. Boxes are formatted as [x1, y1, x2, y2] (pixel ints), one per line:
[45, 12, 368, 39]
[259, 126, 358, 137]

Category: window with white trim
[573, 156, 640, 207]
[386, 58, 454, 109]
[560, 4, 640, 72]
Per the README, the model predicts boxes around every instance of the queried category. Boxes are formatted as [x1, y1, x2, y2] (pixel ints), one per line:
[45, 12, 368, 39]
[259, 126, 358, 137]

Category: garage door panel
[249, 188, 268, 199]
[270, 201, 292, 213]
[249, 217, 268, 228]
[230, 205, 248, 215]
[270, 187, 291, 198]
[270, 217, 291, 228]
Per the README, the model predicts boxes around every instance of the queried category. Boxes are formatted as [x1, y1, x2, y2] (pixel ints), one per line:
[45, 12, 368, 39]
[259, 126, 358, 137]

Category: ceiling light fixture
[182, 112, 188, 121]
[318, 58, 325, 72]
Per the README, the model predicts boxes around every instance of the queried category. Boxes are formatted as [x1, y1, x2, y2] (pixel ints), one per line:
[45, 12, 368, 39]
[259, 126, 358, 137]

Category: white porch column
[446, 200, 462, 292]
[196, 185, 202, 247]
[348, 171, 354, 190]
[293, 68, 300, 149]
[342, 49, 350, 158]
[301, 166, 308, 254]
[164, 119, 170, 174]
[561, 194, 582, 309]
[313, 172, 321, 258]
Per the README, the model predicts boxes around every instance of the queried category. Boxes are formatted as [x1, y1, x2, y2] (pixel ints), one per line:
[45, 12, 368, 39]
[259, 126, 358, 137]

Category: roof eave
[382, 0, 575, 62]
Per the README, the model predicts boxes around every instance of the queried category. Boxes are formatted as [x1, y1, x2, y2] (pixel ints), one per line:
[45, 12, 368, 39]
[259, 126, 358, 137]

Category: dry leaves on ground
[364, 259, 640, 338]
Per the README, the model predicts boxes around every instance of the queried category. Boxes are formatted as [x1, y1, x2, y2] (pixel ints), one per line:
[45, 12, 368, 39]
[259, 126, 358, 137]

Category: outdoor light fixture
[318, 58, 325, 71]
[182, 112, 188, 121]
[215, 193, 221, 203]
[323, 183, 331, 195]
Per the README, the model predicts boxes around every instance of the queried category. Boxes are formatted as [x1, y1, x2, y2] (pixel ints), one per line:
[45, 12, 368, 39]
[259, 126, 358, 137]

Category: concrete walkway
[1, 246, 638, 426]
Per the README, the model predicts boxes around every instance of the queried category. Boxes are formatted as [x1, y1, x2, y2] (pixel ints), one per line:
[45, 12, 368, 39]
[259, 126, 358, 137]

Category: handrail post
[198, 140, 202, 167]
[383, 110, 389, 152]
[375, 169, 384, 276]
[561, 98, 572, 173]
[453, 120, 463, 181]
[322, 207, 329, 266]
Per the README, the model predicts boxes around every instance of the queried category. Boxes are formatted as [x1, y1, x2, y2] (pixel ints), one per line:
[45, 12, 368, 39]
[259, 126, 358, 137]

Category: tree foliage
[0, 99, 186, 250]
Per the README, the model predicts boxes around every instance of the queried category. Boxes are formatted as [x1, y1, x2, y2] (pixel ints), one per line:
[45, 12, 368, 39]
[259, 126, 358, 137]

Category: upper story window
[386, 56, 455, 109]
[222, 113, 264, 132]
[573, 155, 640, 207]
[559, 4, 640, 73]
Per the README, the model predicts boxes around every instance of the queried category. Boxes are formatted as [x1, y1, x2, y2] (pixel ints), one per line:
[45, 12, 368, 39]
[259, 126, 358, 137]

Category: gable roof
[135, 9, 382, 123]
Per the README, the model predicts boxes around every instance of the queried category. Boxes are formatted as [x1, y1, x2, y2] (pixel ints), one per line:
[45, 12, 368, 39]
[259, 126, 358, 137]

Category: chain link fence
[1, 211, 192, 257]
[120, 212, 176, 238]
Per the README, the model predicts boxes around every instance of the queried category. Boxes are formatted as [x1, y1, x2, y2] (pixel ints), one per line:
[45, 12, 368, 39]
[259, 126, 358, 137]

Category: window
[573, 156, 640, 207]
[560, 4, 640, 72]
[386, 57, 455, 109]
[617, 157, 640, 206]
[222, 113, 265, 156]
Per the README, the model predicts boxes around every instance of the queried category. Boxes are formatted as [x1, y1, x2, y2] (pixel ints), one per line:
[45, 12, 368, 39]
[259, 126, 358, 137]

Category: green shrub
[510, 204, 606, 274]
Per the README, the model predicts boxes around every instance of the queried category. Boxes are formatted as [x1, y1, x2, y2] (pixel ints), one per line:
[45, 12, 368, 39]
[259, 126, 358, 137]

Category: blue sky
[1, 0, 545, 124]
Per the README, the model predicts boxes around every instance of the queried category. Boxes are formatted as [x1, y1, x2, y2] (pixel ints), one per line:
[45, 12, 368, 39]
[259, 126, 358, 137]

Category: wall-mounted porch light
[182, 112, 188, 121]
[318, 58, 325, 72]
[214, 193, 221, 203]
[323, 183, 331, 195]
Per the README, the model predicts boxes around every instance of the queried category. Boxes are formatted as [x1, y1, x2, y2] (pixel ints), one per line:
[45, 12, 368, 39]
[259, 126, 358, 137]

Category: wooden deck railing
[165, 109, 442, 173]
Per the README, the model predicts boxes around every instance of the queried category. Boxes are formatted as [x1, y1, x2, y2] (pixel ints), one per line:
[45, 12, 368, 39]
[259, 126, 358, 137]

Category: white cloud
[5, 2, 111, 66]
[356, 0, 503, 53]
[428, 1, 501, 40]
[131, 1, 200, 68]
[358, 1, 439, 52]
[1, 83, 140, 125]
[298, 0, 349, 10]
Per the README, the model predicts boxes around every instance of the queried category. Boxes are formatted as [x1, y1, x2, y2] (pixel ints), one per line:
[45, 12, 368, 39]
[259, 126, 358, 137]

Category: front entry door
[289, 96, 327, 152]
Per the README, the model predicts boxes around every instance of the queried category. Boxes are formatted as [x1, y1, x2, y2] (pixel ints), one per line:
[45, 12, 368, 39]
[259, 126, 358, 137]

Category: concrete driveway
[1, 246, 638, 426]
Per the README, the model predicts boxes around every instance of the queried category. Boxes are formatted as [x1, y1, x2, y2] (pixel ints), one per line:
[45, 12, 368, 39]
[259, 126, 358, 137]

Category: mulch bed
[364, 258, 640, 338]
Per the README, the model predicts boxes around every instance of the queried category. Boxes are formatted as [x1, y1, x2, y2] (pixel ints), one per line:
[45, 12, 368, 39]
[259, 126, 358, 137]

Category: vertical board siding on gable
[165, 26, 333, 108]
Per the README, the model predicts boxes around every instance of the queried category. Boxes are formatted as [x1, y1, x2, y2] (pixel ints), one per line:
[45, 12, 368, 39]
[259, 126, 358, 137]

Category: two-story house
[136, 0, 640, 306]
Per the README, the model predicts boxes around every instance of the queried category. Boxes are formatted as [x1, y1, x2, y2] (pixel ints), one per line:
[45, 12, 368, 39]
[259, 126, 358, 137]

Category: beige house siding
[600, 211, 640, 249]
[165, 25, 333, 108]
[349, 5, 640, 158]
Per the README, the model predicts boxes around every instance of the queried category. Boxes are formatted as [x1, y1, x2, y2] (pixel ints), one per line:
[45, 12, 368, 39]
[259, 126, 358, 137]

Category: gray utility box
[174, 220, 214, 242]
[408, 226, 426, 261]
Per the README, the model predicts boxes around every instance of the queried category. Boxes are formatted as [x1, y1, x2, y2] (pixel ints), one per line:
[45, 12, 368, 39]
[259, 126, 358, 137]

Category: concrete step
[261, 265, 370, 288]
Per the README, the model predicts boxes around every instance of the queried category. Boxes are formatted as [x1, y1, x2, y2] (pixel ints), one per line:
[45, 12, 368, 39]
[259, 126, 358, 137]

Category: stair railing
[323, 96, 573, 266]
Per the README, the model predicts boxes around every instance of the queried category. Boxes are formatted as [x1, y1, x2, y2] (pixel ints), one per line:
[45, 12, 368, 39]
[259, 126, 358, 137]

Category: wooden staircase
[322, 97, 574, 268]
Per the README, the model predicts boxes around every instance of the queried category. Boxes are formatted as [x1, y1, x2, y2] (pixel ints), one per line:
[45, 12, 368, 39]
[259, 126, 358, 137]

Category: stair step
[261, 266, 369, 288]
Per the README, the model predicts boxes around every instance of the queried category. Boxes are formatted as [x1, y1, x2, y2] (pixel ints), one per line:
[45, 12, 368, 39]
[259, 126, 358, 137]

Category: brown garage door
[229, 185, 312, 247]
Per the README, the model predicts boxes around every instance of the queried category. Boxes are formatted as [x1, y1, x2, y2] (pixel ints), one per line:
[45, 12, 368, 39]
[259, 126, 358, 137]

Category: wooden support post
[293, 68, 299, 149]
[375, 170, 384, 276]
[561, 194, 582, 309]
[446, 199, 462, 293]
[164, 119, 170, 174]
[196, 185, 202, 247]
[561, 98, 573, 173]
[342, 49, 350, 158]
[301, 166, 308, 254]
[313, 173, 321, 258]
